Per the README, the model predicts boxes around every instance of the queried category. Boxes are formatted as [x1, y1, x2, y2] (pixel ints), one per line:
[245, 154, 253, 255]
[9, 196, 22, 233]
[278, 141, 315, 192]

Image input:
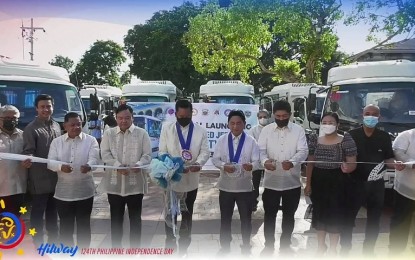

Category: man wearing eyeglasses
[0, 105, 32, 217]
[258, 100, 308, 255]
[248, 109, 270, 212]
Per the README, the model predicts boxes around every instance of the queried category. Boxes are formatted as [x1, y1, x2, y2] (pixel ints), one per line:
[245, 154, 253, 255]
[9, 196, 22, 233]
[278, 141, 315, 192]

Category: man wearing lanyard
[159, 99, 210, 256]
[212, 110, 260, 255]
[258, 100, 308, 255]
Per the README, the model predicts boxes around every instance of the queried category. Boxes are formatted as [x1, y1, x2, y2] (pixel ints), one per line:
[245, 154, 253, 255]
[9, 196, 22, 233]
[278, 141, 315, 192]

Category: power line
[20, 18, 45, 61]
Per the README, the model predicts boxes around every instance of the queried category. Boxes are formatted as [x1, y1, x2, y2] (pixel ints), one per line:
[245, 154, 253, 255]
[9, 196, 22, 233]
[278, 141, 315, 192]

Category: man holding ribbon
[258, 100, 308, 255]
[47, 112, 99, 248]
[212, 110, 260, 255]
[0, 105, 31, 217]
[340, 104, 405, 256]
[99, 104, 152, 248]
[158, 99, 209, 256]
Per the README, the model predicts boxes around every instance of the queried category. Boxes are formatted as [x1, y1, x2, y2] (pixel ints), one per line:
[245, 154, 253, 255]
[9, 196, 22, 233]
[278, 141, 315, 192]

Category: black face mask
[177, 117, 192, 127]
[2, 119, 17, 132]
[275, 118, 289, 128]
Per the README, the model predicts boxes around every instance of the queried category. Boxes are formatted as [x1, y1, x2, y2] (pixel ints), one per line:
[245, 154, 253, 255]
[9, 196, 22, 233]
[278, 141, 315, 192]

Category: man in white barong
[158, 99, 210, 256]
[212, 110, 260, 256]
[99, 104, 152, 248]
[47, 112, 99, 247]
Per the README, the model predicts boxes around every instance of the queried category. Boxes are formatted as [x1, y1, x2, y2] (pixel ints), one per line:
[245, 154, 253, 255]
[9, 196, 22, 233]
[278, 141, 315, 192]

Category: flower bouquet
[149, 154, 186, 237]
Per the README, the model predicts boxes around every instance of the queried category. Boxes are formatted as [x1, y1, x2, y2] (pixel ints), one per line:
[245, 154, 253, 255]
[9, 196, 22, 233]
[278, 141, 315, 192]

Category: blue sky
[0, 0, 405, 69]
[1, 0, 188, 25]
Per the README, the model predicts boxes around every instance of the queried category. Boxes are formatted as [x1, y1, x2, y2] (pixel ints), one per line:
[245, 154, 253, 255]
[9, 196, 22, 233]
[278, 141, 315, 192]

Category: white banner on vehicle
[128, 102, 259, 153]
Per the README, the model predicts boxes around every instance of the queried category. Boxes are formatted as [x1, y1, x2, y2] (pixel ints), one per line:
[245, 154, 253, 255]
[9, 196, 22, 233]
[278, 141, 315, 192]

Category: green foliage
[184, 0, 342, 84]
[75, 40, 126, 87]
[124, 2, 217, 95]
[49, 55, 74, 73]
[346, 0, 415, 44]
[120, 70, 131, 85]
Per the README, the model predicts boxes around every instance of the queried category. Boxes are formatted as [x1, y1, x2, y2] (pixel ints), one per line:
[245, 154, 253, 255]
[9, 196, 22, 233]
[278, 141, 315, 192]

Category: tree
[120, 70, 131, 85]
[49, 55, 74, 73]
[184, 0, 342, 83]
[346, 0, 415, 59]
[75, 40, 126, 87]
[124, 2, 221, 95]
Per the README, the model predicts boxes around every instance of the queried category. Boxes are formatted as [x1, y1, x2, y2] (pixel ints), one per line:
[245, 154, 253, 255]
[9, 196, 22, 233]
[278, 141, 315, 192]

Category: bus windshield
[207, 96, 255, 104]
[0, 80, 84, 129]
[82, 98, 91, 115]
[124, 96, 169, 102]
[324, 82, 415, 134]
[133, 116, 162, 138]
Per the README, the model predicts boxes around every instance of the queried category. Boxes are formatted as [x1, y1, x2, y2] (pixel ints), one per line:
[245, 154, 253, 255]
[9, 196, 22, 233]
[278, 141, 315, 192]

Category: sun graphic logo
[0, 199, 35, 259]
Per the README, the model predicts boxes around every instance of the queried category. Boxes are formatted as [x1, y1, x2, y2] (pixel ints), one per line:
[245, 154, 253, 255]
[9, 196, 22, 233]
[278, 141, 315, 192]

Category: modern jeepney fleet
[1, 57, 415, 192]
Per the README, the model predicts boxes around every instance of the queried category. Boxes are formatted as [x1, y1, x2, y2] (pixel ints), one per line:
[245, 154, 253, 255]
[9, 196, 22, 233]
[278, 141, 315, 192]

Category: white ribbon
[0, 152, 150, 170]
[1, 152, 410, 169]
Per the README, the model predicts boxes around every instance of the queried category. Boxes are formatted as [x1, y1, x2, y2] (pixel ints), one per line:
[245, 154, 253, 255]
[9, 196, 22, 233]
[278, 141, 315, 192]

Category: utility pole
[20, 18, 45, 61]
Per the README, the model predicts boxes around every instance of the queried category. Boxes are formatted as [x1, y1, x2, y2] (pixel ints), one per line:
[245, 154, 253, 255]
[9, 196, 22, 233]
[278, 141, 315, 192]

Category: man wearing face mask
[340, 104, 405, 256]
[258, 100, 308, 255]
[158, 99, 210, 256]
[248, 109, 270, 211]
[0, 105, 32, 217]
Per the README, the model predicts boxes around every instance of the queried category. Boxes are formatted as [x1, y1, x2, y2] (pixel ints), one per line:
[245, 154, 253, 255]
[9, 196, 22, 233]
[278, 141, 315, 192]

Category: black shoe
[165, 238, 177, 254]
[260, 247, 274, 257]
[240, 244, 251, 256]
[178, 249, 188, 258]
[279, 246, 295, 256]
[217, 247, 230, 256]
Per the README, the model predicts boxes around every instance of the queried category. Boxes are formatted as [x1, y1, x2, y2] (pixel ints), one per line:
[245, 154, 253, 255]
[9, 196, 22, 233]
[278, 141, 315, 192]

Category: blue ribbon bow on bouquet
[150, 154, 185, 237]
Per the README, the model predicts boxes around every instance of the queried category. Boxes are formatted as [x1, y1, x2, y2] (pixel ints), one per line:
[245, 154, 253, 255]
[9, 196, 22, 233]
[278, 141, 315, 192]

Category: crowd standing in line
[1, 94, 414, 257]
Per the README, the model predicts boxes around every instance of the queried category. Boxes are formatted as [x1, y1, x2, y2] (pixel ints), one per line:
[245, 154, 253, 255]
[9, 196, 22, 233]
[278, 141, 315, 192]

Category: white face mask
[259, 118, 268, 126]
[320, 124, 337, 135]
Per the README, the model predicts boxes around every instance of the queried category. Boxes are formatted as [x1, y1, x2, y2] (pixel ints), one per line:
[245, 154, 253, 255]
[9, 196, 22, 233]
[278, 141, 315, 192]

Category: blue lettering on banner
[37, 243, 78, 257]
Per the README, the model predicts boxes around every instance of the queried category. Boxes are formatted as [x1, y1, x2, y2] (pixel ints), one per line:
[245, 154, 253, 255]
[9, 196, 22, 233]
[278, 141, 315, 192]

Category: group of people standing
[0, 94, 414, 258]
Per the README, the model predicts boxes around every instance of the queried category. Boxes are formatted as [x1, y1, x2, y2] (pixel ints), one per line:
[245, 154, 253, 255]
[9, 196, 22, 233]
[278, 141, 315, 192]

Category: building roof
[351, 38, 415, 61]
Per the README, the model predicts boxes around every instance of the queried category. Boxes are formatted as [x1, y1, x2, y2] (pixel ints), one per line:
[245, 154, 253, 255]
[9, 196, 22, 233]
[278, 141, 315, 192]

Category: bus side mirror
[308, 113, 321, 125]
[307, 93, 317, 111]
[330, 102, 340, 112]
[90, 93, 100, 110]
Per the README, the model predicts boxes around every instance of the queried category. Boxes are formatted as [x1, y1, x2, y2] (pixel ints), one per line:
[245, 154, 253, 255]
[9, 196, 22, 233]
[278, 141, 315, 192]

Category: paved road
[10, 170, 415, 259]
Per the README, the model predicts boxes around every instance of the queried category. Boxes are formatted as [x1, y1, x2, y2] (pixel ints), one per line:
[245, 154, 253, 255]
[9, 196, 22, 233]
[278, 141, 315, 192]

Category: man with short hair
[99, 104, 152, 248]
[0, 105, 32, 217]
[23, 94, 61, 245]
[248, 109, 270, 211]
[159, 99, 210, 256]
[259, 100, 308, 255]
[340, 104, 405, 256]
[47, 112, 99, 247]
[212, 110, 260, 255]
